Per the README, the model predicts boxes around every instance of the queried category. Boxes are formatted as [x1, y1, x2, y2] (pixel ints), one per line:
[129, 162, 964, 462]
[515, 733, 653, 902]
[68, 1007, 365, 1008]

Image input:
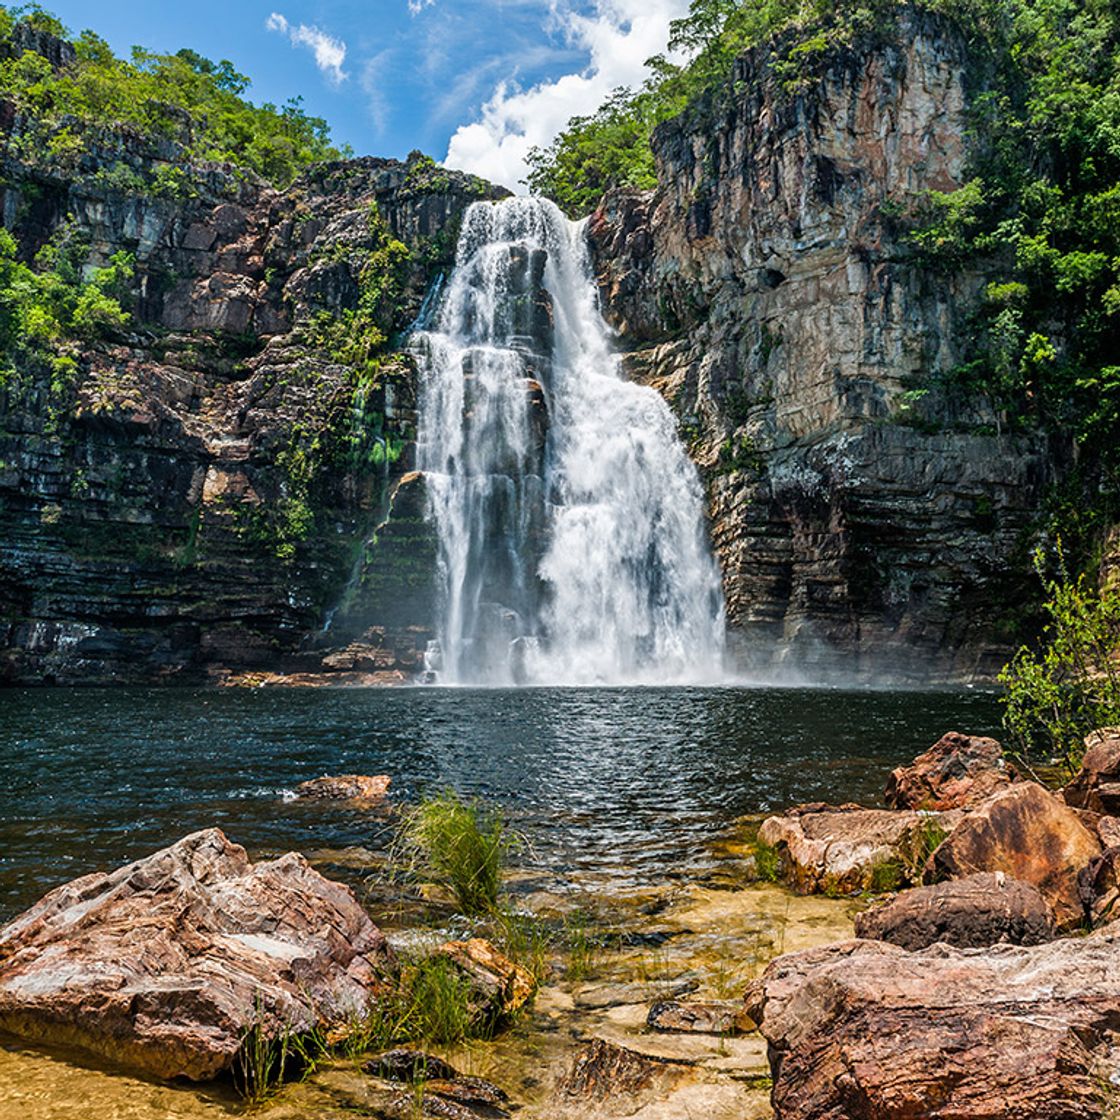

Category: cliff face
[0, 59, 501, 684]
[589, 9, 1050, 683]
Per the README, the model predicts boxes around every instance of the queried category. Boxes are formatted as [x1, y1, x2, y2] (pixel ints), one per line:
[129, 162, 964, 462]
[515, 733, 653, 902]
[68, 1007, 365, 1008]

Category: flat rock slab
[0, 828, 393, 1081]
[854, 872, 1055, 950]
[294, 774, 392, 803]
[646, 999, 754, 1035]
[745, 928, 1120, 1119]
[884, 731, 1014, 810]
[758, 803, 960, 894]
[926, 782, 1100, 929]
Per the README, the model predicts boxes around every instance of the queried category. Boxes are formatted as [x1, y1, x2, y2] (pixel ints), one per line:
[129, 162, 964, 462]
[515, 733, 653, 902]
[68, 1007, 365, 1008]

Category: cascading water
[413, 197, 725, 685]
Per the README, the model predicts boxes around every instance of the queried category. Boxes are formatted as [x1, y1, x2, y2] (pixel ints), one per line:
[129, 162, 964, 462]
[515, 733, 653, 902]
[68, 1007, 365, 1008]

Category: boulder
[853, 872, 1055, 950]
[925, 782, 1100, 929]
[1078, 847, 1120, 928]
[294, 774, 392, 803]
[744, 928, 1120, 1120]
[646, 999, 754, 1035]
[758, 803, 960, 894]
[0, 829, 393, 1081]
[1063, 728, 1120, 815]
[884, 731, 1014, 810]
[435, 938, 535, 1024]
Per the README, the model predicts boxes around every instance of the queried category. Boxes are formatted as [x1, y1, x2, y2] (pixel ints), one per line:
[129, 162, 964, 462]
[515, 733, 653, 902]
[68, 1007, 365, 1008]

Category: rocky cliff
[589, 8, 1050, 683]
[0, 30, 503, 684]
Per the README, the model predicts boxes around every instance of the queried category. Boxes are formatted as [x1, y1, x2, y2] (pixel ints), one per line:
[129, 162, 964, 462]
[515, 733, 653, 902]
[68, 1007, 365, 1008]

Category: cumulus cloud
[443, 0, 688, 192]
[266, 12, 349, 86]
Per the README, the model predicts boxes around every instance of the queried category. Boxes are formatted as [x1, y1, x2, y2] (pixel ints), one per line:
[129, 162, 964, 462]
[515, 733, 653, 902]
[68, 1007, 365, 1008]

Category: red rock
[854, 872, 1055, 950]
[1063, 728, 1120, 815]
[435, 938, 536, 1023]
[925, 782, 1100, 929]
[884, 731, 1014, 810]
[646, 999, 754, 1034]
[0, 829, 393, 1081]
[758, 803, 960, 894]
[294, 774, 392, 803]
[745, 929, 1120, 1120]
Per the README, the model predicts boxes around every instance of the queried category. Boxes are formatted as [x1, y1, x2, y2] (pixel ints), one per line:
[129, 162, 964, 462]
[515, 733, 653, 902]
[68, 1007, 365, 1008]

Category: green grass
[751, 838, 782, 883]
[395, 790, 516, 915]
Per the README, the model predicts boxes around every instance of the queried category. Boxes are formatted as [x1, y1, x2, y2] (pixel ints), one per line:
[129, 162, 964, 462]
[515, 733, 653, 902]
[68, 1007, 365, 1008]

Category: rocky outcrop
[0, 829, 394, 1080]
[1063, 729, 1120, 815]
[435, 938, 536, 1026]
[0, 28, 504, 687]
[589, 9, 1049, 682]
[854, 872, 1055, 950]
[745, 929, 1120, 1120]
[758, 802, 959, 894]
[925, 782, 1101, 929]
[884, 731, 1015, 810]
[646, 999, 753, 1035]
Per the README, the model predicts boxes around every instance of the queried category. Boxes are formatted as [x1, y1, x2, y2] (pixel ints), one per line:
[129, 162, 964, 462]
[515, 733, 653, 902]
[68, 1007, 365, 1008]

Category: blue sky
[42, 0, 688, 191]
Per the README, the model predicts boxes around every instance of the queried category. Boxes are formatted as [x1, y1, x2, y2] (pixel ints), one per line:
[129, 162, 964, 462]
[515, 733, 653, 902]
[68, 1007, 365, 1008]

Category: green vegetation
[0, 4, 345, 187]
[750, 836, 782, 882]
[999, 543, 1120, 773]
[0, 219, 132, 412]
[394, 791, 517, 916]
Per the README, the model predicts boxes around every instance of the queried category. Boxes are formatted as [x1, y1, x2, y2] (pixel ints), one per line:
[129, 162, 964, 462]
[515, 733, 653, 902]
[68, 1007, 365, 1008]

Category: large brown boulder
[1063, 728, 1120, 815]
[884, 731, 1014, 810]
[745, 929, 1120, 1119]
[0, 829, 393, 1081]
[925, 782, 1101, 929]
[758, 804, 960, 894]
[294, 773, 392, 803]
[854, 873, 1055, 950]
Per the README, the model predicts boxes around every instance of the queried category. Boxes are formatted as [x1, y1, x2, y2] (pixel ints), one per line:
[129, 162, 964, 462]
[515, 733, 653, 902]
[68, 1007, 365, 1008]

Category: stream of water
[413, 198, 725, 685]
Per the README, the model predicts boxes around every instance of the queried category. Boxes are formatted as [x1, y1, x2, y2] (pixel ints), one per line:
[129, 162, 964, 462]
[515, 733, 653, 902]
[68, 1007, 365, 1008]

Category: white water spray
[413, 197, 725, 685]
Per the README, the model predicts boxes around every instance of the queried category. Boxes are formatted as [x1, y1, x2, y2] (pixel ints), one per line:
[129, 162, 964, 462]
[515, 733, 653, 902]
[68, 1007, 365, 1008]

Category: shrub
[395, 790, 515, 915]
[999, 542, 1120, 774]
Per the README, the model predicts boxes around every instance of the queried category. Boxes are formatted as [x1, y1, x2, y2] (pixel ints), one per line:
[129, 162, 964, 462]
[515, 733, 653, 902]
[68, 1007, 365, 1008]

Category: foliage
[394, 790, 516, 915]
[751, 836, 782, 882]
[999, 542, 1120, 773]
[0, 220, 131, 408]
[0, 5, 344, 186]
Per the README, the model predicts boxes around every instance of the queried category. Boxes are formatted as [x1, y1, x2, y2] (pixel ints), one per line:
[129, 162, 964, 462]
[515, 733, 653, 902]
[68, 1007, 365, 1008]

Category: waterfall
[413, 197, 725, 686]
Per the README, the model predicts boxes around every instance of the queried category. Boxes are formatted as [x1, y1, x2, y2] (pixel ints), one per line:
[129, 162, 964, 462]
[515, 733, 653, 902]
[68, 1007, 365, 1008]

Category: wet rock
[646, 999, 754, 1035]
[758, 803, 960, 894]
[884, 731, 1015, 810]
[558, 1038, 689, 1102]
[854, 872, 1055, 950]
[365, 1048, 461, 1082]
[925, 782, 1100, 929]
[294, 774, 392, 803]
[1063, 728, 1120, 815]
[0, 829, 393, 1081]
[424, 1078, 510, 1116]
[436, 938, 536, 1023]
[745, 929, 1120, 1120]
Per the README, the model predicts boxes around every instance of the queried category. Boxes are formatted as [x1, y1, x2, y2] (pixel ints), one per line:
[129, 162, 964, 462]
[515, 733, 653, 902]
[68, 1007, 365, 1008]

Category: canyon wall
[0, 40, 501, 684]
[590, 9, 1051, 682]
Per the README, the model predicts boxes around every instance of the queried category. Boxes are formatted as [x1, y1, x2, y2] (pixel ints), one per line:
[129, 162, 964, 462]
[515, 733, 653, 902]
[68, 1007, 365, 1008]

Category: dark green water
[0, 686, 1002, 921]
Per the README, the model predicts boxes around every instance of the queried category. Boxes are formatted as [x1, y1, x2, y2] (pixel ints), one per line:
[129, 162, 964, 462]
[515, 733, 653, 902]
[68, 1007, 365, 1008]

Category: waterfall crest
[413, 197, 725, 685]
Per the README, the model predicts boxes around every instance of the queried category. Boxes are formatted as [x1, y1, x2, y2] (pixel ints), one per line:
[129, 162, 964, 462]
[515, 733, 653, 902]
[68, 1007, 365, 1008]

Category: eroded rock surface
[884, 731, 1014, 810]
[0, 829, 393, 1080]
[436, 939, 536, 1024]
[1064, 729, 1120, 815]
[758, 803, 959, 894]
[745, 930, 1120, 1120]
[925, 782, 1100, 929]
[854, 872, 1055, 950]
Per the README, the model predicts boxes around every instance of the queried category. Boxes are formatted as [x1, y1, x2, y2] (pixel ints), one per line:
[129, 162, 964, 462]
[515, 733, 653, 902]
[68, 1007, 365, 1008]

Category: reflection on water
[0, 685, 1002, 921]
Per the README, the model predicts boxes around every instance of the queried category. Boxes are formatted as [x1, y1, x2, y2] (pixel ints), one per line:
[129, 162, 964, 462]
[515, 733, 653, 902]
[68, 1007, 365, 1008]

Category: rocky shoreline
[3, 728, 1120, 1117]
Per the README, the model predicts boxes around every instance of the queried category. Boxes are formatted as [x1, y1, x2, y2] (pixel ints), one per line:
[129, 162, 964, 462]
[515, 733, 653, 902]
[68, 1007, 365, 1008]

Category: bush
[395, 790, 515, 915]
[999, 542, 1120, 774]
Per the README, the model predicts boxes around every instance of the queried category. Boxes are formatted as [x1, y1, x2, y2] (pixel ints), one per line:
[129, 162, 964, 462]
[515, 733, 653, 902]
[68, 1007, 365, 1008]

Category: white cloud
[266, 12, 349, 86]
[408, 0, 436, 13]
[443, 0, 689, 193]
